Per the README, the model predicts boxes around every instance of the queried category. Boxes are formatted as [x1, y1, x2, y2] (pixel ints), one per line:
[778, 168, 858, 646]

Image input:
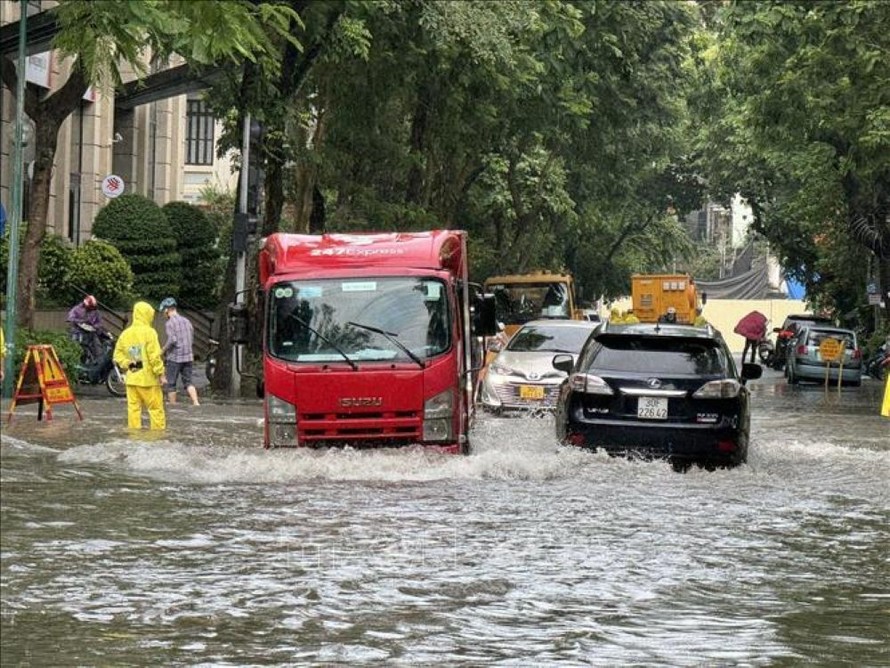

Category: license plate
[637, 396, 668, 420]
[519, 385, 545, 400]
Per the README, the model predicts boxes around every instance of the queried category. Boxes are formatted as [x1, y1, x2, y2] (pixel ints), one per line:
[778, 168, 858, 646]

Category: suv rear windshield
[588, 336, 729, 375]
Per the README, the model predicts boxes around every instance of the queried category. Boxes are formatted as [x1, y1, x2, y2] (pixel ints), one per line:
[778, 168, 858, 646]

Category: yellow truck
[631, 273, 703, 324]
[483, 271, 580, 337]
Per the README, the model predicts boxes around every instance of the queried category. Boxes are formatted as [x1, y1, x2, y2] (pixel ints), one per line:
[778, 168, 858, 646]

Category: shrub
[10, 328, 83, 381]
[92, 194, 181, 301]
[162, 202, 221, 308]
[65, 239, 135, 308]
[37, 235, 74, 306]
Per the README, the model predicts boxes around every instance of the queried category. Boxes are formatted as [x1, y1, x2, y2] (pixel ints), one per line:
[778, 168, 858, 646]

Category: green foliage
[11, 329, 83, 380]
[162, 202, 221, 308]
[36, 235, 74, 305]
[92, 194, 181, 301]
[697, 0, 890, 326]
[65, 239, 135, 308]
[52, 0, 302, 88]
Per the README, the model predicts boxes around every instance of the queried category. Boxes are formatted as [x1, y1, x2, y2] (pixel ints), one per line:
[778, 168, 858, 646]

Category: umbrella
[734, 310, 768, 341]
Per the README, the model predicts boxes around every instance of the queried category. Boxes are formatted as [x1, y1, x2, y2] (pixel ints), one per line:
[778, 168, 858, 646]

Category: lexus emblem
[646, 378, 662, 389]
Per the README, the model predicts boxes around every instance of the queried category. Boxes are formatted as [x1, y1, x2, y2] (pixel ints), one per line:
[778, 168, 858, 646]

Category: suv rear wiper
[347, 321, 425, 369]
[288, 312, 358, 371]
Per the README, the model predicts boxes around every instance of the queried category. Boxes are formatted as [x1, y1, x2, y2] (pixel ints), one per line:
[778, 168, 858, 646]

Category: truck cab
[483, 271, 579, 338]
[235, 231, 496, 452]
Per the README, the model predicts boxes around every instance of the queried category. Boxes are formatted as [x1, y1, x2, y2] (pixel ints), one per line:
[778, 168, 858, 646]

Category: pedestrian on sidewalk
[159, 297, 200, 406]
[113, 301, 167, 430]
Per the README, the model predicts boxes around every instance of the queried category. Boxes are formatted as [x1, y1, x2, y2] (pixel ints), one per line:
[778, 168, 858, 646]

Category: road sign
[101, 174, 125, 198]
[819, 338, 843, 362]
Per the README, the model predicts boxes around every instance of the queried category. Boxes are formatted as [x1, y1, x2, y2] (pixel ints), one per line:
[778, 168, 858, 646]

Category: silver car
[478, 319, 600, 412]
[785, 325, 862, 387]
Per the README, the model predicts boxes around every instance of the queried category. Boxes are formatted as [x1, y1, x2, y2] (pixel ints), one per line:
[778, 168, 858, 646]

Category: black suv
[552, 323, 762, 470]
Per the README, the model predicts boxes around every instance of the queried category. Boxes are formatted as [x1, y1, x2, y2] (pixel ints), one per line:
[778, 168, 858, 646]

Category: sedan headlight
[488, 362, 515, 377]
[693, 379, 741, 399]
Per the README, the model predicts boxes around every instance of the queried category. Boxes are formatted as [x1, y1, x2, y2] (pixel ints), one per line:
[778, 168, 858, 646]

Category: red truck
[231, 231, 496, 453]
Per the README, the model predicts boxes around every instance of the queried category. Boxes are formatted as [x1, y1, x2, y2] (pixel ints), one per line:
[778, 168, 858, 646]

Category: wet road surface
[1, 370, 888, 665]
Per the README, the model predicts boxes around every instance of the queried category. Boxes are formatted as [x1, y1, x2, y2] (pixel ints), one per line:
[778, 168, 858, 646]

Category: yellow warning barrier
[6, 345, 83, 422]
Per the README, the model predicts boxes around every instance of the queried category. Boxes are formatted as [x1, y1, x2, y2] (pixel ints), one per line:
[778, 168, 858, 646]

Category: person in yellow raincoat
[113, 301, 167, 430]
[624, 309, 640, 324]
[609, 307, 624, 324]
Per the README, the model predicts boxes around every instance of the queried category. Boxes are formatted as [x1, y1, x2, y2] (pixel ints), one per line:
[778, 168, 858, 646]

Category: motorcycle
[204, 337, 219, 382]
[864, 342, 888, 381]
[769, 327, 797, 370]
[757, 336, 776, 367]
[73, 327, 126, 397]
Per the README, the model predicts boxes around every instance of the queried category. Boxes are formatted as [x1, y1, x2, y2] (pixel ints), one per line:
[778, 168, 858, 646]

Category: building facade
[0, 2, 235, 245]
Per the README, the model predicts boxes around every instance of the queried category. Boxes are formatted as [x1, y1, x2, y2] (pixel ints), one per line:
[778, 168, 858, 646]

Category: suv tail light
[796, 344, 807, 355]
[693, 379, 742, 398]
[852, 348, 861, 360]
[568, 373, 614, 395]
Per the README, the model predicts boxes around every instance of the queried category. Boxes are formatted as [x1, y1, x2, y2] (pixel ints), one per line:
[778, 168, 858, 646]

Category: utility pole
[2, 0, 28, 399]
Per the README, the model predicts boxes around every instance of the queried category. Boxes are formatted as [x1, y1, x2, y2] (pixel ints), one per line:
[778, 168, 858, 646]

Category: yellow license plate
[520, 385, 545, 400]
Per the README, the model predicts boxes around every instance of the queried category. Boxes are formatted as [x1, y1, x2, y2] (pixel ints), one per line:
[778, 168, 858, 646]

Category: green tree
[92, 194, 180, 301]
[0, 0, 299, 328]
[162, 202, 221, 309]
[698, 0, 890, 323]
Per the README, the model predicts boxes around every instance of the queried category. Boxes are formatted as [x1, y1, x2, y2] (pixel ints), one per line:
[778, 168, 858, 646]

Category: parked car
[478, 319, 600, 413]
[553, 323, 762, 469]
[771, 313, 835, 370]
[785, 325, 861, 387]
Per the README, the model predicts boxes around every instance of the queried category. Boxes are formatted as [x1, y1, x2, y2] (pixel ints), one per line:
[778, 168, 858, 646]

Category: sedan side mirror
[552, 353, 575, 374]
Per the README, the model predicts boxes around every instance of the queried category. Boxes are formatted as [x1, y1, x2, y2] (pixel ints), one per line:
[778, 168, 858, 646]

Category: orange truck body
[631, 273, 701, 324]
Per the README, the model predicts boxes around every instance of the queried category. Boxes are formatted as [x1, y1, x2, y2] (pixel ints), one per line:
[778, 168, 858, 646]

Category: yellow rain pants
[127, 385, 166, 430]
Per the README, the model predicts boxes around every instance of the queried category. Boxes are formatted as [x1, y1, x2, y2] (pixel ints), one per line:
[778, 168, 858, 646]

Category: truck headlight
[267, 394, 298, 446]
[423, 389, 454, 442]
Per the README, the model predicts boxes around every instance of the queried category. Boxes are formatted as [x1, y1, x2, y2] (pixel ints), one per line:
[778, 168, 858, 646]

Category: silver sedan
[478, 319, 600, 413]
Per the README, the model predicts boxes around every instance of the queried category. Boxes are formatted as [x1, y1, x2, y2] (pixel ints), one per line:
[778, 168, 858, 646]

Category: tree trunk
[15, 119, 61, 328]
[2, 56, 88, 328]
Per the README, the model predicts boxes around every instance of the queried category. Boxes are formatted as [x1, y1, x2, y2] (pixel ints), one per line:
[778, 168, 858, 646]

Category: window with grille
[185, 99, 215, 165]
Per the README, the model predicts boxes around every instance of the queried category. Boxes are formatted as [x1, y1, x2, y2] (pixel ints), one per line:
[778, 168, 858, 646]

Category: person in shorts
[159, 297, 200, 406]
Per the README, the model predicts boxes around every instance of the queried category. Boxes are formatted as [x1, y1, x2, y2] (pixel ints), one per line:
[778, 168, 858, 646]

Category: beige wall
[1, 11, 230, 242]
[607, 297, 813, 352]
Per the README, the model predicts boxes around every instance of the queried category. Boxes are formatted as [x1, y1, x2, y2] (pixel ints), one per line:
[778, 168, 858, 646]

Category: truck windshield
[488, 282, 570, 325]
[268, 277, 451, 363]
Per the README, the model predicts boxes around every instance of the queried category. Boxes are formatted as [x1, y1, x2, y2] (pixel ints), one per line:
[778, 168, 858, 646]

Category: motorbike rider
[67, 295, 108, 364]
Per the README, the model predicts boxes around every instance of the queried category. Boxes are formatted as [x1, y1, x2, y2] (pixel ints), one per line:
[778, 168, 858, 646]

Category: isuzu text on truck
[230, 231, 497, 453]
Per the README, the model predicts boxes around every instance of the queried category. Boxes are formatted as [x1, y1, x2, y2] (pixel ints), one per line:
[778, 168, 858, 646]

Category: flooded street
[2, 373, 888, 665]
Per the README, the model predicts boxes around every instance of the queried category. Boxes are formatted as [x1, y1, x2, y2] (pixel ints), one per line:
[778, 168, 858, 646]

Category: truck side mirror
[473, 294, 498, 337]
[228, 302, 249, 344]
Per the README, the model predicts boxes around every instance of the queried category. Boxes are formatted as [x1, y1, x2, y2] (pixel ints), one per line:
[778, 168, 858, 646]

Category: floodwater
[1, 373, 888, 666]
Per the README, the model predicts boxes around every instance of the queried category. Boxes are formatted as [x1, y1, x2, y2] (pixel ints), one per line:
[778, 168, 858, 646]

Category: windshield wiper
[287, 312, 358, 371]
[347, 321, 425, 369]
